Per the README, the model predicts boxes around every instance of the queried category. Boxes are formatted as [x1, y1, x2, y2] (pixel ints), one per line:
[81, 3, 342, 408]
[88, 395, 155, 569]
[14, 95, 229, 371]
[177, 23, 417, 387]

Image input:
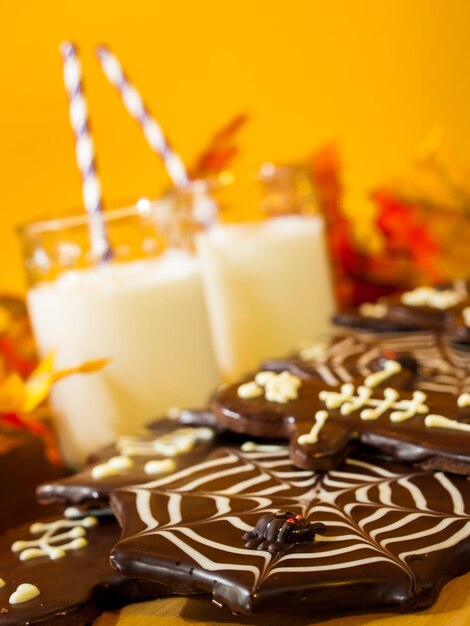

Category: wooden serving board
[94, 570, 470, 626]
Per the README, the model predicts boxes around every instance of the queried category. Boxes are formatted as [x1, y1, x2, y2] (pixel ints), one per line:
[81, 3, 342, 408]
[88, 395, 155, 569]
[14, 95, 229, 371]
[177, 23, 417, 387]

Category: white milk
[27, 250, 219, 466]
[196, 215, 334, 380]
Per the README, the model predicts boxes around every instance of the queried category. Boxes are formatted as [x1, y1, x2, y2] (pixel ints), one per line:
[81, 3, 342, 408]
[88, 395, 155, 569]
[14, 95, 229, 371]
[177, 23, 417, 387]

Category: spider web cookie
[109, 447, 470, 615]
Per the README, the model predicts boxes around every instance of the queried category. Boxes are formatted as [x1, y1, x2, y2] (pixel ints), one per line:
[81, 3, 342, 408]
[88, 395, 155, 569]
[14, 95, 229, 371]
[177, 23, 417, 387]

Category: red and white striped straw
[60, 41, 112, 262]
[96, 45, 189, 188]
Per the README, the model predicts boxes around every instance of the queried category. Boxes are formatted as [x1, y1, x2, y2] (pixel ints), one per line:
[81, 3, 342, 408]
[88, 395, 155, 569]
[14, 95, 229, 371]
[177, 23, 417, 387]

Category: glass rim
[16, 162, 307, 236]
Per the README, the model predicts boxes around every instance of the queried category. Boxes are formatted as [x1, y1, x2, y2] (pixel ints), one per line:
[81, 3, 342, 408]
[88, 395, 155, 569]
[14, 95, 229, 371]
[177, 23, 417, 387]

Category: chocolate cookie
[37, 422, 222, 510]
[335, 284, 470, 335]
[332, 306, 417, 332]
[212, 358, 470, 474]
[0, 515, 171, 625]
[109, 446, 470, 615]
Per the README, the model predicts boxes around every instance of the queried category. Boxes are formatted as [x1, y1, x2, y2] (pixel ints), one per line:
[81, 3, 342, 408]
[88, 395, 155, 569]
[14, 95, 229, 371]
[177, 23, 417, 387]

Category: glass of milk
[195, 164, 335, 381]
[19, 199, 219, 466]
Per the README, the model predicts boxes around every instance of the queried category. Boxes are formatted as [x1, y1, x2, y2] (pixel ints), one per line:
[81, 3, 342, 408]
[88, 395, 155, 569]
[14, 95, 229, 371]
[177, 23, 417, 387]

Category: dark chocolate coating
[109, 447, 470, 615]
[0, 515, 170, 625]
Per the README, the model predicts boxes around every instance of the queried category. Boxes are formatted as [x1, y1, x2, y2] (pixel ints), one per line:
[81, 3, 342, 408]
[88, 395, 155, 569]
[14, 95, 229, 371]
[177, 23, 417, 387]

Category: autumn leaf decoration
[0, 351, 108, 464]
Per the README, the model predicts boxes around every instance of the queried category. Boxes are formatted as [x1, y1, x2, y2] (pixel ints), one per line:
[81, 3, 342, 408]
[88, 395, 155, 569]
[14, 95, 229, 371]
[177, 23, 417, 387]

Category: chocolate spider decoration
[243, 510, 325, 553]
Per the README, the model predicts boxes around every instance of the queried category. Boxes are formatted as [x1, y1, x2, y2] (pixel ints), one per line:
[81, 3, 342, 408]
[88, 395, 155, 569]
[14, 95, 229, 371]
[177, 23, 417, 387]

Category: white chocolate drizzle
[363, 360, 402, 388]
[89, 427, 215, 481]
[241, 442, 286, 452]
[11, 517, 98, 561]
[237, 381, 263, 399]
[166, 406, 181, 419]
[91, 456, 134, 479]
[118, 427, 214, 458]
[361, 388, 400, 421]
[144, 459, 177, 475]
[463, 307, 470, 328]
[401, 286, 464, 309]
[64, 506, 113, 519]
[298, 411, 329, 444]
[237, 371, 302, 404]
[458, 393, 470, 408]
[9, 583, 40, 605]
[299, 339, 331, 361]
[320, 385, 428, 422]
[425, 415, 470, 433]
[389, 391, 428, 422]
[359, 302, 387, 318]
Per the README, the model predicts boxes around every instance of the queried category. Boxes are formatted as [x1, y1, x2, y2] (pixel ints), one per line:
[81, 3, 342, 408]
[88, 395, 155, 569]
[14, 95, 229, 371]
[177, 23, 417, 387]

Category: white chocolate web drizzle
[352, 330, 470, 397]
[11, 517, 98, 561]
[297, 335, 388, 386]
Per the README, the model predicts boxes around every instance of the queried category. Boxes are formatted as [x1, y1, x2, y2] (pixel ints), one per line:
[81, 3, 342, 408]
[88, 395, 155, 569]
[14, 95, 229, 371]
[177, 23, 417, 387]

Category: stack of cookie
[1, 282, 470, 623]
[0, 414, 245, 624]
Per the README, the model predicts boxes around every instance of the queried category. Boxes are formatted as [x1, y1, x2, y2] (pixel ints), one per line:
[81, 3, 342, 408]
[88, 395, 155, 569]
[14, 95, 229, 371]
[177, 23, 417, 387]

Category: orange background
[2, 0, 470, 293]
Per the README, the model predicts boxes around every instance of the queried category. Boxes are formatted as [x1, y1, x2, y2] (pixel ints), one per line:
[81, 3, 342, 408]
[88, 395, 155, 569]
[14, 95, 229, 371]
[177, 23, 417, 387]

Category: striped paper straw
[96, 45, 189, 187]
[60, 42, 112, 262]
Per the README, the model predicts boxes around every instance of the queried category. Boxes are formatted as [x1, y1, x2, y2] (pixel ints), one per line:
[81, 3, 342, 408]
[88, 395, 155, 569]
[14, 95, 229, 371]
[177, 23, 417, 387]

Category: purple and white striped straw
[60, 41, 112, 262]
[96, 45, 189, 188]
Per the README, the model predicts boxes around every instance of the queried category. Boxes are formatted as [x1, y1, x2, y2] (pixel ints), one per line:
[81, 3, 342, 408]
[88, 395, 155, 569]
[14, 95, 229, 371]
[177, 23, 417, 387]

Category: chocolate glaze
[109, 447, 470, 615]
[0, 515, 171, 625]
